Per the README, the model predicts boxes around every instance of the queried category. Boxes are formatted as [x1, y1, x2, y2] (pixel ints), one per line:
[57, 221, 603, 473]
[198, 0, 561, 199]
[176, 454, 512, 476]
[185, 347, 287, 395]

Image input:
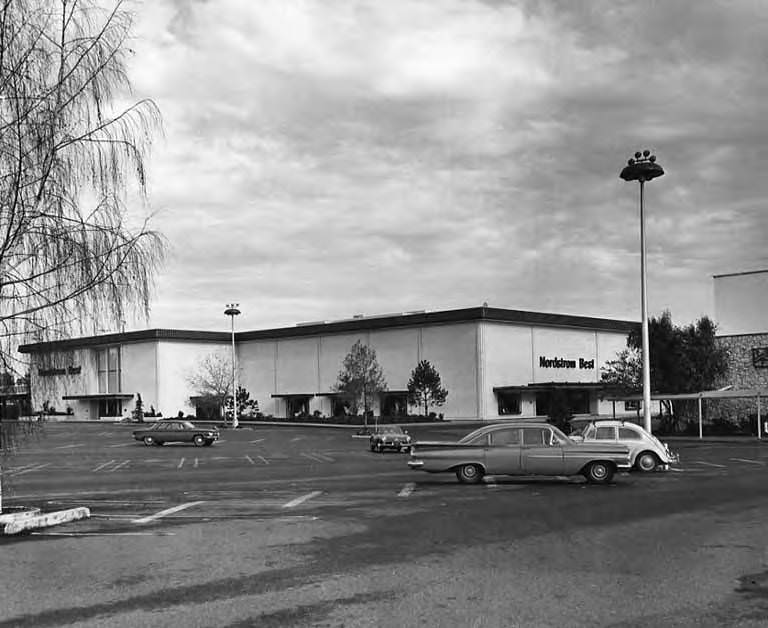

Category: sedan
[408, 422, 631, 484]
[570, 420, 679, 472]
[132, 420, 219, 447]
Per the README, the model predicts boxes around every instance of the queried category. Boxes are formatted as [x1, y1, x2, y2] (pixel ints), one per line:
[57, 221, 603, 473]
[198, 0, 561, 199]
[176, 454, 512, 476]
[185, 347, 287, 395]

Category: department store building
[18, 306, 638, 422]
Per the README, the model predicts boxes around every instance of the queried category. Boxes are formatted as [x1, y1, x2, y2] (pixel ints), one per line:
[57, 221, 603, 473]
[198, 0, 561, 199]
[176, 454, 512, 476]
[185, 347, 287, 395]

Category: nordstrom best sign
[539, 356, 595, 370]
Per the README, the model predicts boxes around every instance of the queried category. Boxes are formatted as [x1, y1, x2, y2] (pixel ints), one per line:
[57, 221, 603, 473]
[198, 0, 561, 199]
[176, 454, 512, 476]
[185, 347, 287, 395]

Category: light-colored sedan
[407, 422, 631, 485]
[570, 420, 679, 472]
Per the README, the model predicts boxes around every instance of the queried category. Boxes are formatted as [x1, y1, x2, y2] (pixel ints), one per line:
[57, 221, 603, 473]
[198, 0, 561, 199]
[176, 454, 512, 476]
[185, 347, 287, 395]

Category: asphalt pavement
[1, 422, 767, 627]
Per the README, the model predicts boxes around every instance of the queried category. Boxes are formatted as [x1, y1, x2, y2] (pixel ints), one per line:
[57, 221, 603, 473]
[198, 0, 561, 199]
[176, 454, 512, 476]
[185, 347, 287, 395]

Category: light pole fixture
[224, 303, 241, 429]
[620, 150, 664, 434]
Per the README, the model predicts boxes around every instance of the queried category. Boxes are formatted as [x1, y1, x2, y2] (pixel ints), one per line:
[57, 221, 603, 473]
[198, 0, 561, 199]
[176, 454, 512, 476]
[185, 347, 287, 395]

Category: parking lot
[2, 422, 768, 627]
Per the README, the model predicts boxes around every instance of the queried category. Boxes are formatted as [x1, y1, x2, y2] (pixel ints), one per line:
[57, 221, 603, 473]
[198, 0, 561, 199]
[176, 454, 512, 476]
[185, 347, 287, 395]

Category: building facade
[19, 306, 637, 422]
[713, 270, 768, 418]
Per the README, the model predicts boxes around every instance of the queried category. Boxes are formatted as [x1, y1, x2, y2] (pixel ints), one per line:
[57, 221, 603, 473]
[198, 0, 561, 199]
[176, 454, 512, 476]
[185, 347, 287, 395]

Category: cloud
[120, 0, 768, 333]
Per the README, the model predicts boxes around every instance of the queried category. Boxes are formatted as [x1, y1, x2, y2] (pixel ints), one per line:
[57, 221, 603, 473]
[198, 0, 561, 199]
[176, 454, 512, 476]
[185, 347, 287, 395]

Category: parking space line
[109, 460, 130, 472]
[398, 482, 415, 497]
[8, 463, 50, 476]
[692, 460, 727, 468]
[669, 467, 685, 472]
[290, 436, 304, 442]
[245, 455, 255, 465]
[177, 458, 185, 469]
[92, 460, 116, 472]
[194, 458, 199, 468]
[300, 453, 323, 463]
[314, 453, 335, 462]
[249, 438, 265, 443]
[53, 443, 84, 449]
[730, 458, 765, 465]
[108, 443, 134, 448]
[282, 491, 322, 508]
[257, 455, 269, 465]
[132, 501, 206, 524]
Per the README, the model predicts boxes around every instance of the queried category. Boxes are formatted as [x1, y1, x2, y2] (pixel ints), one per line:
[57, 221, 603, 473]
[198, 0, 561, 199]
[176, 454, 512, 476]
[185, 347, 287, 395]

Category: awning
[270, 393, 315, 399]
[62, 393, 134, 401]
[493, 382, 610, 393]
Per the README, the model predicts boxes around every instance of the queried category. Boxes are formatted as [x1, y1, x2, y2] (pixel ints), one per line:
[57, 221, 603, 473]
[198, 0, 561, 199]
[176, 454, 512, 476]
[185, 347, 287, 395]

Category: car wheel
[143, 436, 154, 446]
[370, 442, 377, 452]
[375, 442, 383, 453]
[193, 434, 206, 447]
[584, 461, 614, 484]
[635, 451, 659, 472]
[455, 464, 484, 484]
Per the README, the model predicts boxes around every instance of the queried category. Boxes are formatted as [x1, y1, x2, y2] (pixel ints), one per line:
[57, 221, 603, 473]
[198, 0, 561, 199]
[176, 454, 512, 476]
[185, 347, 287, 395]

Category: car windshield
[378, 426, 403, 434]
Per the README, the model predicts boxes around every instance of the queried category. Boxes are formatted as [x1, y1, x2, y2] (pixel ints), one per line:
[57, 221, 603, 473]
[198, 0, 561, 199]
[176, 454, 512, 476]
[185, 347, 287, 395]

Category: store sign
[39, 366, 81, 376]
[753, 348, 768, 369]
[538, 356, 595, 370]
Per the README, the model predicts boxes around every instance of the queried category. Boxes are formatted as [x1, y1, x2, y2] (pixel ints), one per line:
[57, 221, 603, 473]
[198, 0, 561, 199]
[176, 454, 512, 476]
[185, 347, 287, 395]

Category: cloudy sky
[125, 0, 768, 334]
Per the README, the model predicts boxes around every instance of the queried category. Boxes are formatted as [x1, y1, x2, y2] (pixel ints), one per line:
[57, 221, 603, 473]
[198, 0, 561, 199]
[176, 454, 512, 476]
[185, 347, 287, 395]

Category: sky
[123, 0, 768, 334]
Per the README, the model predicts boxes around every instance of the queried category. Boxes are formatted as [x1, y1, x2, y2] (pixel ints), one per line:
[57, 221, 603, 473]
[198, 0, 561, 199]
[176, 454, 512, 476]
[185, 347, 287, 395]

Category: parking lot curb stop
[2, 507, 90, 535]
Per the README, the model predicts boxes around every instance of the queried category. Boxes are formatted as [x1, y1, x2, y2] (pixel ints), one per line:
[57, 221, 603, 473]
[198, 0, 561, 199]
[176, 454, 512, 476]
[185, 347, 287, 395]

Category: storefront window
[98, 399, 121, 417]
[535, 389, 592, 416]
[96, 346, 121, 393]
[381, 393, 408, 417]
[286, 396, 311, 418]
[497, 391, 521, 415]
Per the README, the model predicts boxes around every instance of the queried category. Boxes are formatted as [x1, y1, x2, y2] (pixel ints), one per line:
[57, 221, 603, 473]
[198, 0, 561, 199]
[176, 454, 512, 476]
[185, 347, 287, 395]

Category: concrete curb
[2, 507, 90, 535]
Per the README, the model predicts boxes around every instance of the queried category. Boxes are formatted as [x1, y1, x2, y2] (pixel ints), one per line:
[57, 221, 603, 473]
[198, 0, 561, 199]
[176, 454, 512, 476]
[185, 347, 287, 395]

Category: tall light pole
[620, 150, 664, 434]
[224, 303, 241, 429]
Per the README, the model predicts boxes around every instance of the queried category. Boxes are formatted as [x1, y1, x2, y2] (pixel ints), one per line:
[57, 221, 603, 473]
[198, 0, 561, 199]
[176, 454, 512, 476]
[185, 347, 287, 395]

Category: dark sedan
[132, 420, 219, 447]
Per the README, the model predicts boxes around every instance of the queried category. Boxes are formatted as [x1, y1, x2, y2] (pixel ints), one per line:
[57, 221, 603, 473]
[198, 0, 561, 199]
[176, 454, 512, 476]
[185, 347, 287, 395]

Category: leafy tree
[334, 340, 388, 427]
[600, 347, 642, 393]
[0, 0, 165, 378]
[224, 386, 260, 419]
[407, 359, 448, 417]
[604, 310, 728, 431]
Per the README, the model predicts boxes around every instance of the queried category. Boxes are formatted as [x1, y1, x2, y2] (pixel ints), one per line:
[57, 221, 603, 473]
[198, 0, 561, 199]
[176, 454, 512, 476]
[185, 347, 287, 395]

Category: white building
[18, 306, 637, 422]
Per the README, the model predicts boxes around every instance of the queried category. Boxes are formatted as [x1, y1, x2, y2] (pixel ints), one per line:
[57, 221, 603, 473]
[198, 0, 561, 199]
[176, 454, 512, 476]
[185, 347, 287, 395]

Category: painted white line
[132, 501, 206, 524]
[9, 463, 50, 476]
[669, 467, 685, 472]
[92, 460, 116, 472]
[398, 482, 415, 497]
[8, 463, 39, 474]
[730, 458, 765, 465]
[300, 453, 323, 463]
[194, 458, 199, 469]
[108, 460, 130, 472]
[313, 453, 335, 462]
[211, 456, 230, 461]
[290, 436, 304, 442]
[245, 455, 255, 465]
[249, 438, 265, 443]
[282, 491, 322, 509]
[692, 460, 727, 468]
[53, 443, 84, 449]
[258, 455, 269, 465]
[32, 531, 176, 537]
[108, 443, 134, 448]
[177, 458, 185, 469]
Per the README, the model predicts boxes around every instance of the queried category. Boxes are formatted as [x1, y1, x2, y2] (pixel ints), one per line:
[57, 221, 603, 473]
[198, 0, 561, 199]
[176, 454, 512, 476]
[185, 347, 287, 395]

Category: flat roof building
[19, 306, 639, 422]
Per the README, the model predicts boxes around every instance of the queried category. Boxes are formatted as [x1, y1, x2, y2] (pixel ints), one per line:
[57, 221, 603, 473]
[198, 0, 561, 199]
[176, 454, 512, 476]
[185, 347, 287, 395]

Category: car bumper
[408, 460, 424, 469]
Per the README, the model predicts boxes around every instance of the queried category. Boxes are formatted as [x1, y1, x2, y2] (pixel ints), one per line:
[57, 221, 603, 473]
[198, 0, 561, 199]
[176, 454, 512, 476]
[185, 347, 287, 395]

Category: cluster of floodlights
[620, 150, 664, 182]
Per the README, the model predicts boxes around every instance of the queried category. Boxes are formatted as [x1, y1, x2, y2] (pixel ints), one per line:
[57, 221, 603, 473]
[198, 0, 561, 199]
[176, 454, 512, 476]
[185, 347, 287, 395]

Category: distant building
[18, 306, 638, 422]
[713, 270, 768, 416]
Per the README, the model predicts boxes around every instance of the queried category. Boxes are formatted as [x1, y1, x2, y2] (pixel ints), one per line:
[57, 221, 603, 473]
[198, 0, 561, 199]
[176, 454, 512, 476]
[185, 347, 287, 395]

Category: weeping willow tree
[0, 0, 164, 513]
[0, 0, 165, 376]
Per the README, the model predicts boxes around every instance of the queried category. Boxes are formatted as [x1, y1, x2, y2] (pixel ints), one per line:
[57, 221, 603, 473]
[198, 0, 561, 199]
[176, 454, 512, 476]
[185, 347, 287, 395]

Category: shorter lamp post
[224, 304, 241, 429]
[620, 150, 664, 434]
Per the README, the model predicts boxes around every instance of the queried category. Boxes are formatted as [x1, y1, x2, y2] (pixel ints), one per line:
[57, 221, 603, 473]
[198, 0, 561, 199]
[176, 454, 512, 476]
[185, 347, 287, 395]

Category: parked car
[369, 424, 412, 453]
[407, 422, 630, 484]
[132, 420, 219, 447]
[570, 419, 679, 472]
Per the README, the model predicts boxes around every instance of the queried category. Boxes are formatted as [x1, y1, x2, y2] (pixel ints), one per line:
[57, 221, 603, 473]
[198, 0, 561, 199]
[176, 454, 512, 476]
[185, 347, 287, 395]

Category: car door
[521, 427, 565, 475]
[157, 422, 177, 442]
[483, 427, 522, 475]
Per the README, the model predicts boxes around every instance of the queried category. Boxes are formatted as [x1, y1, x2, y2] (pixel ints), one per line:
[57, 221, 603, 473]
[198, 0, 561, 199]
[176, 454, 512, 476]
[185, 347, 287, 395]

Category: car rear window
[618, 427, 643, 440]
